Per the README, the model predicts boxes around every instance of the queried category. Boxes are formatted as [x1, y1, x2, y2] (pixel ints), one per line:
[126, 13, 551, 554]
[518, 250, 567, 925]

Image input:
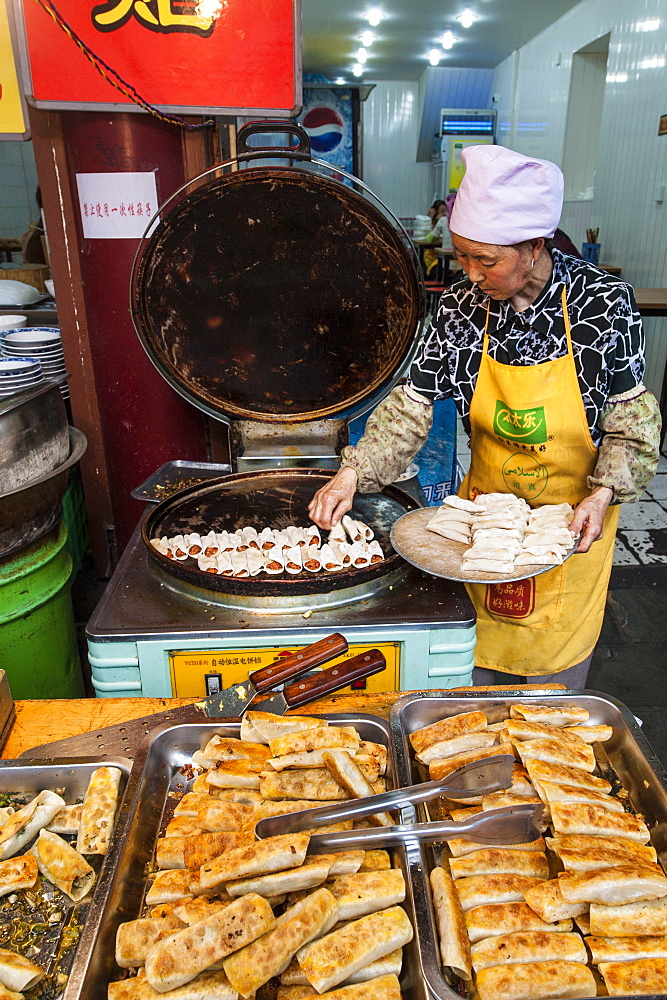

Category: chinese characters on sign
[91, 0, 221, 36]
[75, 171, 159, 239]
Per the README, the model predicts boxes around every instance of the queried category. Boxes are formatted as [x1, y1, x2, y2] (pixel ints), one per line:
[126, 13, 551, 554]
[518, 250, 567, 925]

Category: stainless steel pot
[0, 379, 69, 493]
[0, 425, 87, 558]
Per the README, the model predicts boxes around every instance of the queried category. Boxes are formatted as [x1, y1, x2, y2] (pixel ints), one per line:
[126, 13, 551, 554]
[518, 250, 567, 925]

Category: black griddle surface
[88, 520, 475, 641]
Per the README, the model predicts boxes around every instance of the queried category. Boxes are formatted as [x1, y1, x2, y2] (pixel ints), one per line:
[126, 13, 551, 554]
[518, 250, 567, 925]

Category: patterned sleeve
[606, 284, 645, 397]
[587, 390, 661, 502]
[340, 385, 433, 493]
[407, 299, 459, 401]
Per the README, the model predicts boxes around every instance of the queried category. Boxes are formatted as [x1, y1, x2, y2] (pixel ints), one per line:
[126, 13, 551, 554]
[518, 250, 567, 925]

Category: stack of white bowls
[0, 327, 68, 400]
[0, 356, 44, 398]
[0, 315, 28, 335]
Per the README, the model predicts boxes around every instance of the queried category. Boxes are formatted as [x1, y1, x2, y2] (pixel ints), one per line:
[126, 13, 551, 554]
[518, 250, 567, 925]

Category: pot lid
[131, 125, 423, 424]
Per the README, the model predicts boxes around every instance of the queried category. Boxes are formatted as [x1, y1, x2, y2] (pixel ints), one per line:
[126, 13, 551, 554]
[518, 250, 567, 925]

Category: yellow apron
[461, 287, 620, 675]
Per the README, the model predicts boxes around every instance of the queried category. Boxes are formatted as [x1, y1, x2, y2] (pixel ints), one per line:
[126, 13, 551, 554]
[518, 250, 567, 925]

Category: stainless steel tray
[0, 757, 132, 999]
[65, 714, 432, 1000]
[390, 690, 667, 1000]
[131, 460, 232, 502]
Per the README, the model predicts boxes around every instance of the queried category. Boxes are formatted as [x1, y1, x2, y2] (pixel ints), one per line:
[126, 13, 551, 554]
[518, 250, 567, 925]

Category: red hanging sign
[16, 0, 300, 116]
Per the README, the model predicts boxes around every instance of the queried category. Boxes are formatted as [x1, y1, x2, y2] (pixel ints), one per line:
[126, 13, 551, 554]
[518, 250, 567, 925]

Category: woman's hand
[569, 486, 614, 553]
[308, 467, 358, 529]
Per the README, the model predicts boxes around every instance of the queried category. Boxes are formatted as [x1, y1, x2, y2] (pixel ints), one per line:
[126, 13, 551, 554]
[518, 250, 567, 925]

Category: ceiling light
[456, 9, 477, 29]
[639, 55, 665, 68]
[360, 30, 375, 47]
[606, 72, 628, 83]
[356, 47, 368, 63]
[365, 8, 383, 27]
[441, 30, 456, 49]
[429, 49, 442, 66]
[335, 77, 347, 85]
[636, 19, 660, 31]
[352, 63, 364, 77]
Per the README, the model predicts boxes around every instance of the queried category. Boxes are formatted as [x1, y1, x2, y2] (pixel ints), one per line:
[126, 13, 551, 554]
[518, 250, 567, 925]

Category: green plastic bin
[0, 522, 84, 699]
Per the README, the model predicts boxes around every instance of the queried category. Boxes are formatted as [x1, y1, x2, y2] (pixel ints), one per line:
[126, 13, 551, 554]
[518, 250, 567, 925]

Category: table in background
[634, 288, 667, 317]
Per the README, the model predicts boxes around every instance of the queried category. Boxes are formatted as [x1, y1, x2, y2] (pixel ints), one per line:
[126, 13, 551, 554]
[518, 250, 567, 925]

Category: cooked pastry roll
[264, 549, 286, 574]
[550, 802, 651, 842]
[145, 869, 192, 905]
[415, 731, 498, 765]
[31, 829, 95, 900]
[157, 830, 252, 869]
[525, 759, 610, 793]
[280, 951, 402, 987]
[163, 816, 202, 839]
[586, 934, 667, 963]
[590, 896, 667, 936]
[0, 854, 38, 897]
[229, 548, 248, 577]
[506, 721, 587, 747]
[448, 836, 546, 859]
[259, 527, 276, 549]
[116, 916, 184, 967]
[241, 526, 261, 549]
[46, 803, 83, 834]
[322, 750, 393, 827]
[302, 545, 323, 573]
[514, 738, 596, 773]
[326, 870, 406, 920]
[558, 864, 667, 905]
[196, 735, 272, 765]
[356, 740, 387, 776]
[342, 514, 364, 543]
[199, 531, 219, 556]
[206, 758, 265, 789]
[184, 532, 203, 555]
[0, 790, 65, 860]
[524, 879, 589, 922]
[482, 792, 544, 813]
[284, 545, 304, 574]
[225, 855, 333, 898]
[410, 711, 488, 755]
[536, 780, 624, 813]
[144, 892, 274, 993]
[199, 832, 311, 890]
[510, 704, 590, 727]
[246, 547, 265, 576]
[347, 542, 370, 568]
[449, 849, 549, 881]
[314, 974, 401, 999]
[223, 888, 338, 996]
[286, 526, 307, 548]
[331, 541, 352, 566]
[471, 930, 588, 972]
[108, 969, 238, 999]
[548, 834, 657, 871]
[0, 948, 45, 992]
[429, 742, 515, 782]
[197, 554, 218, 574]
[358, 850, 391, 872]
[465, 902, 573, 943]
[475, 960, 595, 1000]
[77, 765, 122, 855]
[169, 534, 189, 560]
[270, 727, 359, 758]
[319, 543, 344, 572]
[150, 537, 171, 556]
[456, 874, 543, 912]
[296, 905, 413, 993]
[195, 799, 254, 832]
[598, 957, 667, 996]
[244, 711, 328, 744]
[215, 530, 231, 551]
[564, 725, 612, 743]
[430, 865, 472, 980]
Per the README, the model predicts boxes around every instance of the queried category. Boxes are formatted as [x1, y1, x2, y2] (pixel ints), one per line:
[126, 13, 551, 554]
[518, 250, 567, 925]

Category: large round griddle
[131, 140, 422, 423]
[142, 469, 419, 600]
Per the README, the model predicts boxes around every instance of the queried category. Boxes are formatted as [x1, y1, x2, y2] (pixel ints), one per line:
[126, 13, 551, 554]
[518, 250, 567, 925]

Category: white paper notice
[76, 171, 159, 239]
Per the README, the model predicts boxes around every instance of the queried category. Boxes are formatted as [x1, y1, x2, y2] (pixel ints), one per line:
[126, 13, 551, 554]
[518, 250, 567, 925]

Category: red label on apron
[485, 579, 535, 619]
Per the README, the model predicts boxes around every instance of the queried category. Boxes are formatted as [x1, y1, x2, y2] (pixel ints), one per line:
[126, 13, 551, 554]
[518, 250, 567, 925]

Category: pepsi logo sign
[302, 106, 344, 154]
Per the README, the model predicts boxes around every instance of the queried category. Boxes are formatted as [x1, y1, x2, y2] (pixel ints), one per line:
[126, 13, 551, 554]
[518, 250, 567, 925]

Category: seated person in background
[427, 199, 446, 221]
[424, 200, 453, 276]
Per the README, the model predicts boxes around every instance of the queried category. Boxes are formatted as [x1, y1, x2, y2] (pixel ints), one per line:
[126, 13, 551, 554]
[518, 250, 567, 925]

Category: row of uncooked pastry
[150, 528, 383, 576]
[427, 493, 575, 575]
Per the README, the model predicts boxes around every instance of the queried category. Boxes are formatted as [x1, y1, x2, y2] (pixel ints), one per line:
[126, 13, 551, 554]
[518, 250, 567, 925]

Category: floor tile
[613, 537, 640, 565]
[620, 529, 667, 564]
[645, 474, 667, 500]
[619, 502, 667, 530]
[658, 454, 667, 473]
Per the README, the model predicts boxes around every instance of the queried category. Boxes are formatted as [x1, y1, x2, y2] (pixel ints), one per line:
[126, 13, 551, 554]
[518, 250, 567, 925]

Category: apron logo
[493, 400, 547, 445]
[502, 453, 548, 499]
[485, 579, 535, 619]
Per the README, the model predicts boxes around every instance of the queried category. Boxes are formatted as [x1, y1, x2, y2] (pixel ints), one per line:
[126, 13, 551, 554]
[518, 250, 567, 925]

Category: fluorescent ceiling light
[441, 30, 456, 49]
[640, 55, 665, 68]
[360, 31, 375, 47]
[352, 63, 364, 76]
[456, 9, 477, 29]
[356, 47, 368, 63]
[429, 48, 442, 65]
[335, 77, 347, 85]
[606, 72, 628, 83]
[365, 8, 383, 27]
[636, 19, 661, 31]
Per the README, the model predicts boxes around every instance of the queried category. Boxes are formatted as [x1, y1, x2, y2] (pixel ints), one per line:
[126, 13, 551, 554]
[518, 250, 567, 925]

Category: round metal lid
[131, 134, 423, 423]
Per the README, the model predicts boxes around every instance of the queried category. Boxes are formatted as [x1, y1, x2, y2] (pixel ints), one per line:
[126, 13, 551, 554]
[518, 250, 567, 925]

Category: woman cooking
[309, 145, 661, 687]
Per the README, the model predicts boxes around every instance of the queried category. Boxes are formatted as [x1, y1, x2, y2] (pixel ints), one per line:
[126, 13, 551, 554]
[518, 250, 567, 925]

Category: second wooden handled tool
[250, 648, 387, 715]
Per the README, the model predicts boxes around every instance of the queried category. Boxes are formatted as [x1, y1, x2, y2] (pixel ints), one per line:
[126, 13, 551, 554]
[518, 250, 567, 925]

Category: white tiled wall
[361, 81, 433, 219]
[0, 140, 39, 239]
[492, 0, 667, 397]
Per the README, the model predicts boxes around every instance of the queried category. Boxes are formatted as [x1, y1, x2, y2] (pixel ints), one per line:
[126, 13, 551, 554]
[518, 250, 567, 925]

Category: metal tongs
[254, 754, 544, 851]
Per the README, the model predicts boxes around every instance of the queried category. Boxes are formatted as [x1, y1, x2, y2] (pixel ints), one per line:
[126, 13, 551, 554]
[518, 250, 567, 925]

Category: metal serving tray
[131, 460, 232, 502]
[0, 757, 131, 998]
[65, 714, 432, 1000]
[390, 690, 667, 1000]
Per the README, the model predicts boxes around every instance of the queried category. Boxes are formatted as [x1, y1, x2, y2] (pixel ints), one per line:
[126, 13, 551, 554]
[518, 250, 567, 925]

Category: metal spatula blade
[305, 804, 545, 853]
[254, 754, 515, 839]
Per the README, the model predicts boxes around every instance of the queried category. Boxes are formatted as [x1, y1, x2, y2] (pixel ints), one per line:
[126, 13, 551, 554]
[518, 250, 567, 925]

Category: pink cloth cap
[449, 144, 564, 245]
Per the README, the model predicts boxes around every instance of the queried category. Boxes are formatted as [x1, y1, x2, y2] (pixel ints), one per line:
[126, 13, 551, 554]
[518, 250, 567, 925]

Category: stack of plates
[0, 327, 68, 400]
[0, 356, 44, 398]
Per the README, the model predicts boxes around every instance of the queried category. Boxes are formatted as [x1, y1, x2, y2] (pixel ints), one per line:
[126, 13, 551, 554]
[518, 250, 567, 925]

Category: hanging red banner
[16, 0, 300, 116]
